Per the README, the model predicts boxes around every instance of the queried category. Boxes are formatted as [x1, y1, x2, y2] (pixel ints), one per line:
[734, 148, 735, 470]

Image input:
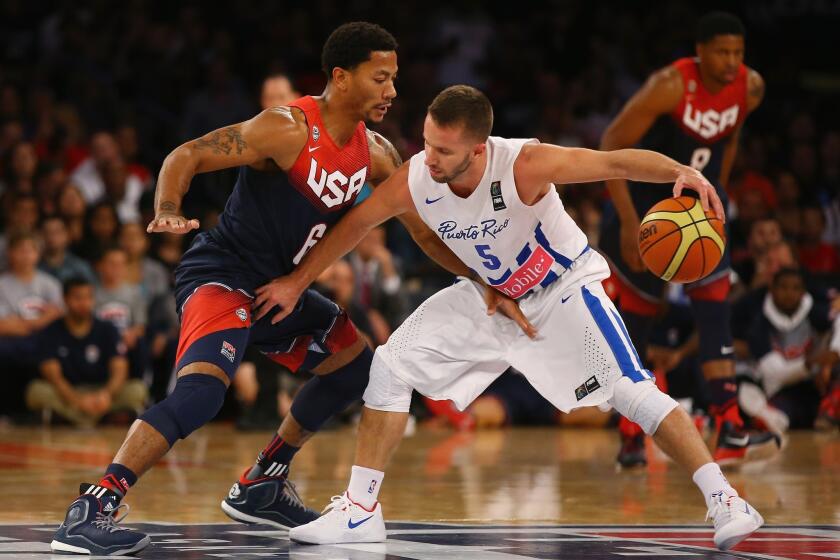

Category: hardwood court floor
[0, 423, 837, 527]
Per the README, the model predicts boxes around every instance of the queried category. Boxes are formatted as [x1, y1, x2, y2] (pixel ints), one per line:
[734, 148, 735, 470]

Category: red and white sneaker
[289, 492, 385, 545]
[706, 492, 764, 550]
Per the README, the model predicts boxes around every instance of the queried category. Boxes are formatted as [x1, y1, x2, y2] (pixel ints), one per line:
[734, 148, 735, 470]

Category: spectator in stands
[739, 268, 833, 432]
[260, 74, 299, 110]
[120, 222, 176, 397]
[25, 277, 147, 427]
[115, 124, 151, 187]
[39, 216, 96, 284]
[798, 205, 840, 276]
[350, 226, 408, 330]
[70, 131, 121, 205]
[102, 158, 145, 224]
[732, 218, 783, 289]
[0, 141, 38, 198]
[34, 162, 67, 218]
[0, 231, 63, 413]
[94, 245, 147, 378]
[0, 194, 40, 270]
[76, 201, 120, 262]
[57, 183, 86, 246]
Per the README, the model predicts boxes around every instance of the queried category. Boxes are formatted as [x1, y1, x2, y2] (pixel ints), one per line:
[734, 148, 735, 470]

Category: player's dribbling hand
[146, 212, 200, 234]
[672, 166, 726, 223]
[484, 284, 538, 339]
[254, 277, 303, 324]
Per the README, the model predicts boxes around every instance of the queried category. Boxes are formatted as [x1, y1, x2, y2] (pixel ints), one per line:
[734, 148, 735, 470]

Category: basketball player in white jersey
[256, 86, 764, 551]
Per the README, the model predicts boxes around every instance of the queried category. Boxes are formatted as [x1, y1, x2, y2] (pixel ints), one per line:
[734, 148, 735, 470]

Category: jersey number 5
[475, 244, 501, 270]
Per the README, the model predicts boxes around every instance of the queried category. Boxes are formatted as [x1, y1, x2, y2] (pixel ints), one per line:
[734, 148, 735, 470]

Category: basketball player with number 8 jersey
[597, 11, 780, 469]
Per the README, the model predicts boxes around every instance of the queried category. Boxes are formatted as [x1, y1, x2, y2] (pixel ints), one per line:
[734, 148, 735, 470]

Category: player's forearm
[154, 145, 200, 215]
[608, 149, 685, 185]
[42, 362, 80, 405]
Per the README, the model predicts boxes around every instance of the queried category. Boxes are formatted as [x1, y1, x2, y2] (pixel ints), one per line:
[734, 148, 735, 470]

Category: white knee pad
[362, 349, 413, 413]
[610, 377, 678, 435]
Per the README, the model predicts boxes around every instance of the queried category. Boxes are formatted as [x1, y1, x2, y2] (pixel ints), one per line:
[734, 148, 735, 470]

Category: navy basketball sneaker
[51, 483, 150, 556]
[221, 469, 319, 528]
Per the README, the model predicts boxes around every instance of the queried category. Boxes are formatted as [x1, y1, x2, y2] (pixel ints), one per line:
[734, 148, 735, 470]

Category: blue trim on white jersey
[581, 285, 651, 383]
[516, 243, 532, 266]
[534, 222, 573, 268]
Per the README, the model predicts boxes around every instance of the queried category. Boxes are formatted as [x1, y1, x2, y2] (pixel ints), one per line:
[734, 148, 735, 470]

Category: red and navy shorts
[174, 283, 359, 379]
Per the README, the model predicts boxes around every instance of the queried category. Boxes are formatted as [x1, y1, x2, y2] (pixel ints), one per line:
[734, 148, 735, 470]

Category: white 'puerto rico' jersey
[408, 136, 589, 299]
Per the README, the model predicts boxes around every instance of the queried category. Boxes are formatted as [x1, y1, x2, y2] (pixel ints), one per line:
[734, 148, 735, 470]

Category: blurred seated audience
[0, 193, 40, 269]
[75, 200, 120, 262]
[56, 183, 86, 246]
[798, 205, 840, 276]
[0, 231, 63, 414]
[350, 226, 408, 330]
[39, 215, 96, 283]
[25, 277, 147, 427]
[94, 245, 148, 379]
[738, 268, 837, 432]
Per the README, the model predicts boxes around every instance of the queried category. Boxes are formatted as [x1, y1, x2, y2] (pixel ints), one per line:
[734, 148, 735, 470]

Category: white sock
[692, 462, 737, 507]
[347, 465, 384, 510]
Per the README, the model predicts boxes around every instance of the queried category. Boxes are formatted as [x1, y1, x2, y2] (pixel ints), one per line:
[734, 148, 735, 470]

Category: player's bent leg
[290, 350, 411, 545]
[610, 377, 764, 550]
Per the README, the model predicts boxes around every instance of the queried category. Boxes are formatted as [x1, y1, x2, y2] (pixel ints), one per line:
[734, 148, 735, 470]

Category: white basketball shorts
[365, 250, 653, 413]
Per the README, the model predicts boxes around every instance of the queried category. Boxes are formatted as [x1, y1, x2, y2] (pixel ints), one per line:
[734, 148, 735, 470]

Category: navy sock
[246, 434, 300, 480]
[99, 463, 138, 497]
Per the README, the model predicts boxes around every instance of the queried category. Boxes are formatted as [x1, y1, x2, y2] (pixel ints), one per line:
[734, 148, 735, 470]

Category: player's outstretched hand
[672, 166, 725, 223]
[484, 284, 537, 339]
[254, 276, 303, 325]
[147, 212, 200, 234]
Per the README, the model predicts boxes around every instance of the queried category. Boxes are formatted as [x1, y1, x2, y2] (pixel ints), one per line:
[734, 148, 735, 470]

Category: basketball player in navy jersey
[51, 23, 519, 556]
[598, 12, 779, 467]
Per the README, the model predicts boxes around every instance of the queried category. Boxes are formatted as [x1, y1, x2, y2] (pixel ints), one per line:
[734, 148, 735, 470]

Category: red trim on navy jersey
[670, 57, 748, 145]
[286, 96, 371, 214]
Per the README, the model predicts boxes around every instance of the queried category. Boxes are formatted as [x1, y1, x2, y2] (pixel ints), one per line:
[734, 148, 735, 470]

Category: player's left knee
[610, 377, 678, 435]
[689, 298, 733, 362]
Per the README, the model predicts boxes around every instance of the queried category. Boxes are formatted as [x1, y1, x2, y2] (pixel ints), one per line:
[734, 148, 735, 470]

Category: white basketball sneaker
[706, 492, 764, 550]
[289, 492, 386, 545]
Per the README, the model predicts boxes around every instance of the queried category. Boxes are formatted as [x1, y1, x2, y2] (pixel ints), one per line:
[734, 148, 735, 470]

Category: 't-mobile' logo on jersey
[682, 101, 739, 139]
[306, 159, 367, 209]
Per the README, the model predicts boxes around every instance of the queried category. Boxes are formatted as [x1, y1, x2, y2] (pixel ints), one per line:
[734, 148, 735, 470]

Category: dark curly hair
[321, 22, 397, 79]
[696, 11, 744, 43]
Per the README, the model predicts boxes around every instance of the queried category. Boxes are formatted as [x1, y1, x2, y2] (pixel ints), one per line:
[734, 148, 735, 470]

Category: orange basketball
[637, 196, 726, 283]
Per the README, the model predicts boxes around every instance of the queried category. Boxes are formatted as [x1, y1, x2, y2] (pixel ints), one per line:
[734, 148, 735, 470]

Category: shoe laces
[705, 492, 733, 523]
[322, 494, 350, 515]
[279, 479, 306, 510]
[92, 503, 131, 533]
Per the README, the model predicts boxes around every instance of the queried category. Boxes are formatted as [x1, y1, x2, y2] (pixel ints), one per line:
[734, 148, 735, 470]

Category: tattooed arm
[148, 108, 308, 233]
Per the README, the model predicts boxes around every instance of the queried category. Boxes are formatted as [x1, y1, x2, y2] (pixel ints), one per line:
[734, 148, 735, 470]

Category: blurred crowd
[0, 1, 838, 433]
